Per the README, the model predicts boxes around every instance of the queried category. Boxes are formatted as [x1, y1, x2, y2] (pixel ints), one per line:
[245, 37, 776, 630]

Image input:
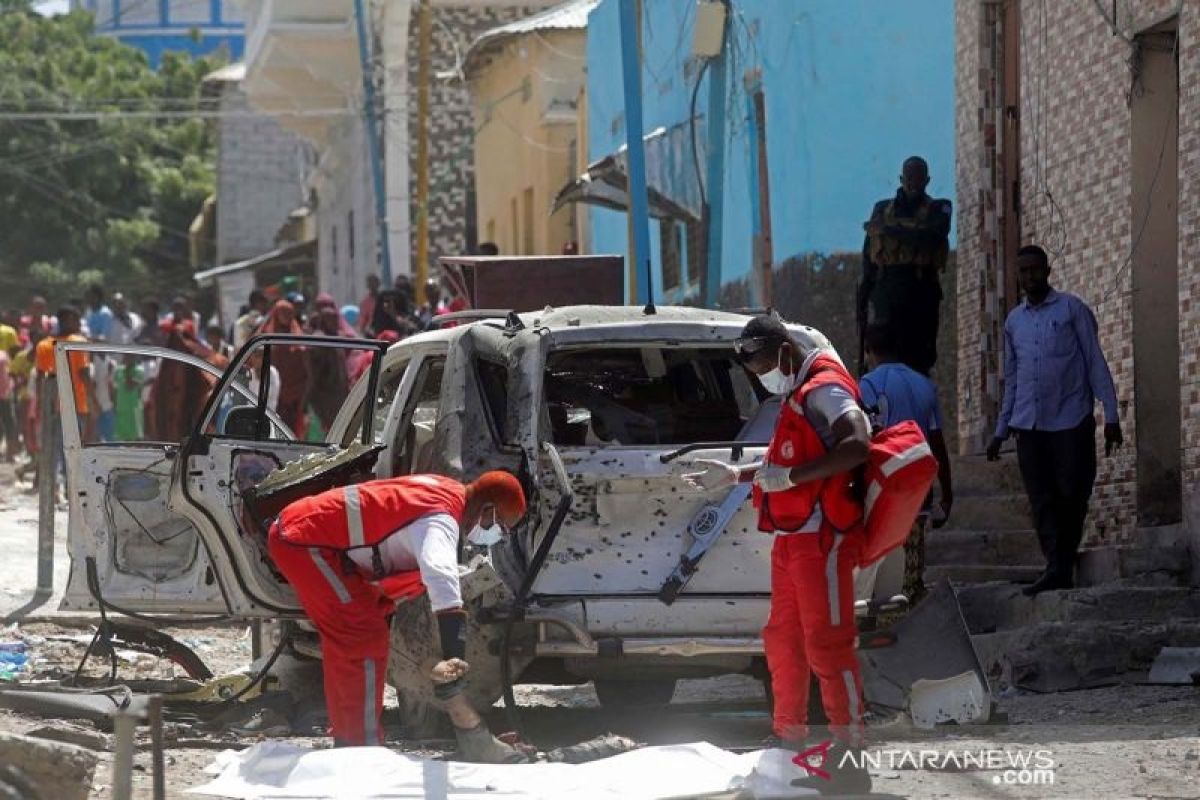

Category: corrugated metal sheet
[464, 0, 598, 76]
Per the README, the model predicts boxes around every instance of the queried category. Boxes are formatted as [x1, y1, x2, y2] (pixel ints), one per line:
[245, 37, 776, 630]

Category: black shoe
[790, 740, 872, 796]
[1021, 571, 1071, 597]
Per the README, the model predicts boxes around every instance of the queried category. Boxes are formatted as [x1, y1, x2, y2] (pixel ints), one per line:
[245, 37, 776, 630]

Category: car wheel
[593, 678, 677, 710]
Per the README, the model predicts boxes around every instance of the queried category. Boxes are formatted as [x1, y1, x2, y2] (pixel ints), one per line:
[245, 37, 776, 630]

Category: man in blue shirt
[84, 284, 113, 343]
[986, 245, 1122, 596]
[860, 324, 953, 602]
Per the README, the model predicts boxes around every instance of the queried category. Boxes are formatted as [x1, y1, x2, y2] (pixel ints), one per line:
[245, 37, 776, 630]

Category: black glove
[985, 437, 1004, 462]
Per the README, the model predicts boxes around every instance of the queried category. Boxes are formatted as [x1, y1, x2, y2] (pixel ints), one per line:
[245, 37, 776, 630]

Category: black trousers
[867, 264, 942, 375]
[1014, 416, 1098, 582]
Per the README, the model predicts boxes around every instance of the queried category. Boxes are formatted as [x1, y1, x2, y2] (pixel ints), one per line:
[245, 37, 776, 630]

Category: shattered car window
[544, 347, 756, 446]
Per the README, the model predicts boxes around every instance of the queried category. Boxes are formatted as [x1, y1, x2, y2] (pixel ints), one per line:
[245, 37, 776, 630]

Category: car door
[56, 336, 386, 618]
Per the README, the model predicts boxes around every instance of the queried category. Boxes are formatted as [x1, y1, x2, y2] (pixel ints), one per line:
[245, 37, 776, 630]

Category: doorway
[1130, 22, 1181, 526]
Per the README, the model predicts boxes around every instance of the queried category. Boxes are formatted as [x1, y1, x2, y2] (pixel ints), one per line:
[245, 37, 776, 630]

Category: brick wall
[406, 4, 551, 270]
[216, 84, 310, 265]
[956, 0, 1200, 544]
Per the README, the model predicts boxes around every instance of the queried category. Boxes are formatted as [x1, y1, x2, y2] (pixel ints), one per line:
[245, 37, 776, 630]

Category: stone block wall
[406, 3, 552, 270]
[955, 0, 1200, 544]
[216, 84, 311, 266]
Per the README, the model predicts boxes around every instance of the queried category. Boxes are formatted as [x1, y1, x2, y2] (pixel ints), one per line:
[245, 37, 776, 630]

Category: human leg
[267, 530, 390, 745]
[762, 535, 812, 744]
[792, 530, 865, 747]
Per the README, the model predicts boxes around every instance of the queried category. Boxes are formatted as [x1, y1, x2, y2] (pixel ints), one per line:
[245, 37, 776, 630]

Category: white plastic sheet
[187, 741, 819, 800]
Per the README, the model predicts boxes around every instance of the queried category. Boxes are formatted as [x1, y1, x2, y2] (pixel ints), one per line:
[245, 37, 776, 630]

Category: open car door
[56, 335, 388, 618]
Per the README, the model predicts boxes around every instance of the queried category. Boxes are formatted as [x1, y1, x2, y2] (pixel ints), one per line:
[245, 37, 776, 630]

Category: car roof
[396, 304, 759, 350]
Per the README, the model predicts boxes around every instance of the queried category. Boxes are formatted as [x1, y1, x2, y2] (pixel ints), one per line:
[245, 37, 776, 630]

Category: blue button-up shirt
[995, 289, 1118, 439]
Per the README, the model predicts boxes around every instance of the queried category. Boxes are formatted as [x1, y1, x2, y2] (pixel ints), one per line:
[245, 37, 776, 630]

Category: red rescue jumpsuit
[267, 474, 466, 746]
[753, 353, 866, 746]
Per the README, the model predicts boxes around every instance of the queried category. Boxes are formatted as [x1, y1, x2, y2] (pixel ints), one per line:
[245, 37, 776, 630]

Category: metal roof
[464, 0, 598, 77]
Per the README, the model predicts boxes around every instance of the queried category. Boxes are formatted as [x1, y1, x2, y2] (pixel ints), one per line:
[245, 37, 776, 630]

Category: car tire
[593, 678, 676, 710]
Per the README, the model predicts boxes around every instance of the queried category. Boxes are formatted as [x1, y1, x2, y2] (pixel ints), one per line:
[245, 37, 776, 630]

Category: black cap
[734, 314, 788, 362]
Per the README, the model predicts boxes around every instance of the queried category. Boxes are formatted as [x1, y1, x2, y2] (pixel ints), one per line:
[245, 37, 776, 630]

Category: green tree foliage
[0, 1, 223, 306]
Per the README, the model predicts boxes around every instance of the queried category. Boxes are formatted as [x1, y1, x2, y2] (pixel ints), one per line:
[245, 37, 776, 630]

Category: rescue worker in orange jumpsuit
[684, 315, 872, 794]
[268, 471, 528, 762]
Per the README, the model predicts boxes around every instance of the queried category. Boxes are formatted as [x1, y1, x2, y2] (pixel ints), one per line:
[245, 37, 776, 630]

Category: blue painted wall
[77, 0, 243, 67]
[585, 0, 955, 302]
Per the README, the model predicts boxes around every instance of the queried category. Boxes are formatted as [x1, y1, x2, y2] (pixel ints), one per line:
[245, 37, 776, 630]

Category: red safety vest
[277, 474, 466, 554]
[754, 353, 864, 533]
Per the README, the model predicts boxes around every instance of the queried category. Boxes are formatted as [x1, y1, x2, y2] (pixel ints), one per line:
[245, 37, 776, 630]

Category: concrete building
[192, 63, 316, 326]
[69, 0, 244, 66]
[955, 0, 1198, 545]
[236, 0, 558, 308]
[576, 0, 957, 434]
[464, 0, 594, 257]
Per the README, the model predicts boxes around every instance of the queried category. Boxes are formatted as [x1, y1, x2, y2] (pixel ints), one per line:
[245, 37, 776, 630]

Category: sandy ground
[3, 471, 1200, 799]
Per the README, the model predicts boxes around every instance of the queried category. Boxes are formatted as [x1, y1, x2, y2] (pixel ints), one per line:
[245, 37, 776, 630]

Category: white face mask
[467, 523, 503, 547]
[758, 348, 794, 395]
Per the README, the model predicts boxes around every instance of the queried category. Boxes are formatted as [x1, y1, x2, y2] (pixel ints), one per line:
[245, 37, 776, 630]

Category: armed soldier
[858, 157, 952, 376]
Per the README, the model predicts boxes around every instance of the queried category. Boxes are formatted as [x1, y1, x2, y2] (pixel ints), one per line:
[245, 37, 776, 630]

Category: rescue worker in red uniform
[685, 315, 872, 795]
[268, 471, 528, 762]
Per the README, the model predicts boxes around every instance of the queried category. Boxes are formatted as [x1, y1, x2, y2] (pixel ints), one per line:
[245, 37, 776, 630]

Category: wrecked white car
[55, 305, 985, 732]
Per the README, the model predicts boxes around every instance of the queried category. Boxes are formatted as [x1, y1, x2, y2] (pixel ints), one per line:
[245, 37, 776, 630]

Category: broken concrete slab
[973, 619, 1200, 693]
[957, 585, 1200, 635]
[25, 724, 111, 752]
[1147, 647, 1200, 685]
[0, 731, 98, 800]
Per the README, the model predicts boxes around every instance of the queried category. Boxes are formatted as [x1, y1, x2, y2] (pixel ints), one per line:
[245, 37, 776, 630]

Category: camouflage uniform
[859, 191, 952, 376]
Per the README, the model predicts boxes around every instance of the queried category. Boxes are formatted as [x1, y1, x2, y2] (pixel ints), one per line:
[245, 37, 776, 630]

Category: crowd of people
[0, 269, 467, 499]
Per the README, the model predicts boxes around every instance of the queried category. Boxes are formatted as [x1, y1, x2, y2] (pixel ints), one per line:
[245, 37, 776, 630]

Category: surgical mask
[758, 367, 791, 395]
[758, 348, 795, 395]
[467, 523, 503, 548]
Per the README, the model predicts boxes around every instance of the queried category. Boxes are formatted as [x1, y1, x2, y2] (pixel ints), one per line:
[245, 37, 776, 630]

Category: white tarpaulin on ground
[187, 741, 819, 799]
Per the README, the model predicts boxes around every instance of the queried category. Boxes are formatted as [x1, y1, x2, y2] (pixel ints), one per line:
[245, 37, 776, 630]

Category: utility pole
[749, 76, 773, 307]
[353, 0, 394, 286]
[701, 0, 729, 309]
[414, 0, 433, 290]
[618, 0, 654, 308]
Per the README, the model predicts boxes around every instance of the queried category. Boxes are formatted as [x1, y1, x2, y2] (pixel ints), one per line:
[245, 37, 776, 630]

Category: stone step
[956, 583, 1200, 635]
[971, 618, 1200, 693]
[924, 564, 1043, 584]
[1077, 539, 1192, 587]
[949, 453, 1025, 496]
[943, 493, 1030, 530]
[925, 528, 1042, 568]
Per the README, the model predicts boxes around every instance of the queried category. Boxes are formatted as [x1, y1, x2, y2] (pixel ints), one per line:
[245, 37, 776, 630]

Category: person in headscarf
[306, 295, 354, 435]
[349, 330, 400, 386]
[145, 320, 226, 442]
[257, 299, 310, 435]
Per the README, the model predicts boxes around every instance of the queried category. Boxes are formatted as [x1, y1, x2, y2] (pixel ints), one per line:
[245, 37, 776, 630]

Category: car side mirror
[223, 406, 271, 440]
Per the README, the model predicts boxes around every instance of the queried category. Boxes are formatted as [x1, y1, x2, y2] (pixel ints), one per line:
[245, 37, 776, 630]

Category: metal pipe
[111, 710, 137, 800]
[618, 0, 654, 308]
[353, 0, 394, 286]
[36, 376, 56, 596]
[536, 637, 763, 658]
[149, 695, 165, 800]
